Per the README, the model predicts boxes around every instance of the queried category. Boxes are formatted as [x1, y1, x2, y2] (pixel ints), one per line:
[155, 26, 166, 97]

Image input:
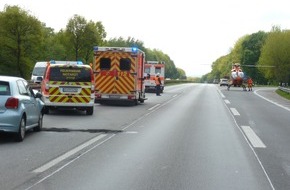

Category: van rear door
[48, 66, 92, 104]
[96, 51, 135, 97]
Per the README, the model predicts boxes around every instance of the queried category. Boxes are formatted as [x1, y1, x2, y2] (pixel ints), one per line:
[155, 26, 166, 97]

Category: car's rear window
[49, 67, 91, 82]
[0, 81, 11, 95]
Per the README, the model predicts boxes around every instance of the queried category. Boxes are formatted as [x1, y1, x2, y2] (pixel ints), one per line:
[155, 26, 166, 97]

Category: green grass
[276, 89, 290, 100]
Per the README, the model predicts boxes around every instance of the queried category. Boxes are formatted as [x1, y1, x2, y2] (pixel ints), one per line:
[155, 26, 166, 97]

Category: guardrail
[278, 86, 290, 94]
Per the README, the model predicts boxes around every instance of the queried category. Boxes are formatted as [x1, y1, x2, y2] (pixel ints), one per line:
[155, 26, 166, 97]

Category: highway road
[0, 84, 290, 190]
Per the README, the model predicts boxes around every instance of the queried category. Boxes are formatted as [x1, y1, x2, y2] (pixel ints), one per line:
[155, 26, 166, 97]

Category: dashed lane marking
[230, 108, 240, 116]
[148, 104, 160, 111]
[33, 134, 107, 173]
[241, 126, 266, 148]
[224, 99, 230, 104]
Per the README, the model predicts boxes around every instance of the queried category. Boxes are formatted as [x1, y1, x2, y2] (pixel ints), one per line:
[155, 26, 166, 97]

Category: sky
[1, 0, 290, 77]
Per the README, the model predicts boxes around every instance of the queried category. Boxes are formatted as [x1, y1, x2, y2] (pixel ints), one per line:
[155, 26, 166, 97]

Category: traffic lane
[41, 83, 195, 131]
[27, 84, 273, 190]
[221, 87, 290, 189]
[0, 126, 99, 190]
[0, 84, 195, 190]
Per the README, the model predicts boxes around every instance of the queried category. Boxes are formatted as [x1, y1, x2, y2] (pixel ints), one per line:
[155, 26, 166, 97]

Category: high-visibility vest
[155, 76, 161, 85]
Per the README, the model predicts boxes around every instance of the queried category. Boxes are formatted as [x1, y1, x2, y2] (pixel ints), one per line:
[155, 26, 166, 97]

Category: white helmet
[156, 73, 160, 76]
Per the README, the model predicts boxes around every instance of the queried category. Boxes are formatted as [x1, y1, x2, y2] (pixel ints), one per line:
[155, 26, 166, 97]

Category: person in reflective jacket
[155, 73, 162, 96]
[247, 77, 253, 91]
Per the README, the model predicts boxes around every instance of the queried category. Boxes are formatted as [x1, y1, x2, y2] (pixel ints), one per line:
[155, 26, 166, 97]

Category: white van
[31, 62, 47, 83]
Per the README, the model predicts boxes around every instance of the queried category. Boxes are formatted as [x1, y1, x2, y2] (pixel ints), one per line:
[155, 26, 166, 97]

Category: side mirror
[35, 91, 42, 99]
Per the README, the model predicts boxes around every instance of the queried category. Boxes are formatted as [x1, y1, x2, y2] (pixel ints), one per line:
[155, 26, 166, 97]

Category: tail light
[90, 69, 95, 93]
[45, 83, 49, 92]
[95, 93, 101, 99]
[5, 97, 19, 109]
[128, 95, 136, 100]
[44, 67, 51, 93]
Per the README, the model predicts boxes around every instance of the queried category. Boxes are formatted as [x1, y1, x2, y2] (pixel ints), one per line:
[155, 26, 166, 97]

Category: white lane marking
[230, 108, 240, 116]
[224, 99, 230, 104]
[33, 134, 107, 173]
[224, 103, 275, 189]
[241, 126, 266, 148]
[124, 131, 138, 134]
[255, 89, 290, 112]
[172, 94, 178, 98]
[217, 88, 225, 98]
[148, 104, 160, 111]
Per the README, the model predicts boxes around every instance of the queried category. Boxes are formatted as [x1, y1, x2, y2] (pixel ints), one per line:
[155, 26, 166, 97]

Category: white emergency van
[31, 62, 47, 83]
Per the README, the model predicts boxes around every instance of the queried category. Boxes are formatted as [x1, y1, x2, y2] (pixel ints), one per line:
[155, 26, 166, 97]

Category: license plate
[63, 88, 78, 92]
[109, 95, 120, 99]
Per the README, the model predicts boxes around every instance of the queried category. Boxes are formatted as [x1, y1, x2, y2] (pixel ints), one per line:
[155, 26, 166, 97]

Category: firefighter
[155, 73, 162, 96]
[247, 77, 253, 91]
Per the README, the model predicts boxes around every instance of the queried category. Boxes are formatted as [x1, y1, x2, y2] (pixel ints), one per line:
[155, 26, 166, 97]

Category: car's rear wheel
[15, 116, 25, 142]
[34, 113, 43, 132]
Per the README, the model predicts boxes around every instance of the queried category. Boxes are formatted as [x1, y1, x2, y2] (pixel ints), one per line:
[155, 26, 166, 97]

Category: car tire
[15, 116, 26, 142]
[34, 113, 43, 132]
[86, 107, 94, 115]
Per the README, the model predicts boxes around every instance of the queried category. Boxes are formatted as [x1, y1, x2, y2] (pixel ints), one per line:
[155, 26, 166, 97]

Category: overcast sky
[1, 0, 290, 77]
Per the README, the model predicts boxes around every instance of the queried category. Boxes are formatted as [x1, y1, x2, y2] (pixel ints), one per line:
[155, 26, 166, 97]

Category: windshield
[32, 67, 46, 76]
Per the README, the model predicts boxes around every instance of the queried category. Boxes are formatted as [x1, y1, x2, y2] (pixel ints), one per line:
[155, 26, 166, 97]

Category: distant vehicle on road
[31, 61, 47, 83]
[144, 61, 165, 93]
[0, 76, 44, 142]
[220, 78, 229, 86]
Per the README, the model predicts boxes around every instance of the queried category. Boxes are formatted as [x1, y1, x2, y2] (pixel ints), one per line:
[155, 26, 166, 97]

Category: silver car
[0, 76, 44, 142]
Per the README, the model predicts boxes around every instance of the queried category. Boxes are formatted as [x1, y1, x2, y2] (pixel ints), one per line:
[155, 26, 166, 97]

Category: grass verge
[276, 89, 290, 100]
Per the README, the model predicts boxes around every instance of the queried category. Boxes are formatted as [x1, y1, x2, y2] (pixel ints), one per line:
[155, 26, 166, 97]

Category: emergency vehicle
[41, 61, 95, 115]
[93, 46, 146, 104]
[144, 61, 165, 92]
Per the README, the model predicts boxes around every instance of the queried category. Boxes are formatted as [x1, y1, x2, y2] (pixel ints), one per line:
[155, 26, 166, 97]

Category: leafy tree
[65, 15, 87, 61]
[39, 27, 67, 61]
[106, 37, 180, 79]
[241, 31, 267, 84]
[259, 28, 290, 84]
[64, 15, 106, 64]
[146, 48, 179, 79]
[105, 36, 146, 51]
[177, 68, 186, 79]
[81, 21, 106, 64]
[0, 5, 43, 78]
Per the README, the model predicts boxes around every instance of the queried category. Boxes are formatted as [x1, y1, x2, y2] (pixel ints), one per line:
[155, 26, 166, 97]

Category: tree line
[0, 5, 185, 80]
[202, 27, 290, 85]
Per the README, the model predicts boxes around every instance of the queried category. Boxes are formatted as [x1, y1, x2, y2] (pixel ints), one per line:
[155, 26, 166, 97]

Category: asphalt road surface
[1, 84, 289, 190]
